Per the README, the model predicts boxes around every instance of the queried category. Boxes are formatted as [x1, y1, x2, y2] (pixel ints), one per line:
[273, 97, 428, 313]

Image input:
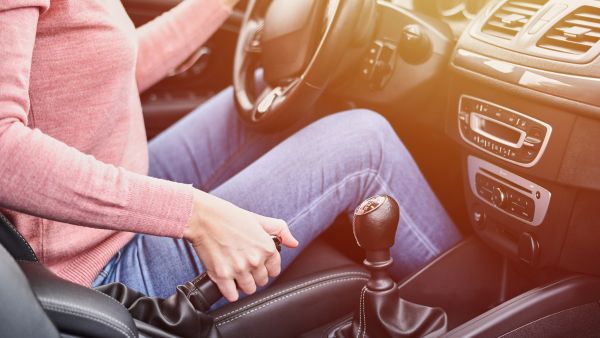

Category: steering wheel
[233, 0, 376, 131]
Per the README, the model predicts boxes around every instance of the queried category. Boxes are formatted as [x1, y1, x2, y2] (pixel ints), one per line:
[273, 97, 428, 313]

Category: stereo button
[508, 114, 517, 125]
[518, 119, 528, 130]
[524, 149, 537, 160]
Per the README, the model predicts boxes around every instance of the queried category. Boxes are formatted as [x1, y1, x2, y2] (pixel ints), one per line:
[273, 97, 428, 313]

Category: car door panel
[122, 0, 246, 138]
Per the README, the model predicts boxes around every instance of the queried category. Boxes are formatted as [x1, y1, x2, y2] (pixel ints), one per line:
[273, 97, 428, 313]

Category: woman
[0, 0, 461, 303]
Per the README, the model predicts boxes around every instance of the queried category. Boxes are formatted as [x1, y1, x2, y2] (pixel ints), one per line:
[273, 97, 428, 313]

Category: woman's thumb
[260, 217, 299, 248]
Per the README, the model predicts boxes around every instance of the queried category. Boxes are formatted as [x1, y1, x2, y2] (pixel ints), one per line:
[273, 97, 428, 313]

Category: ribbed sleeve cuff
[120, 172, 195, 238]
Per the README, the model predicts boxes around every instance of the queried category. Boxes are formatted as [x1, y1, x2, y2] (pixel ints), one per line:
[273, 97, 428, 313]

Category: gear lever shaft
[353, 195, 399, 292]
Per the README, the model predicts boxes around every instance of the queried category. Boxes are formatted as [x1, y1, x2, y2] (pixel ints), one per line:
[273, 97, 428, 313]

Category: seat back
[0, 243, 60, 338]
[0, 212, 139, 338]
[0, 212, 37, 261]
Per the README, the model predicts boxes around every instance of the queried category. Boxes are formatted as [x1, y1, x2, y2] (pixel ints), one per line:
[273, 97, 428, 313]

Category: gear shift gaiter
[334, 195, 448, 338]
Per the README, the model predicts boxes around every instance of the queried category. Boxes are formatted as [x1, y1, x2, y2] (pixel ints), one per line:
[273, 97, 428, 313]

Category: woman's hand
[183, 190, 299, 302]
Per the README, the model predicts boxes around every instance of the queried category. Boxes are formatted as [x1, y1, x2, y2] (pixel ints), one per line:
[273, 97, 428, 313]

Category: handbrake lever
[185, 236, 282, 311]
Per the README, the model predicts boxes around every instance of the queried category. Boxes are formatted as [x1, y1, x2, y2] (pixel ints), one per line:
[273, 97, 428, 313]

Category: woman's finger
[236, 272, 258, 295]
[252, 265, 270, 287]
[208, 273, 239, 302]
[264, 251, 281, 278]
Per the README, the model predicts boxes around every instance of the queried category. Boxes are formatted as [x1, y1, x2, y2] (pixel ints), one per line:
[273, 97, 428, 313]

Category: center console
[306, 1, 600, 337]
[468, 156, 551, 226]
[445, 0, 600, 276]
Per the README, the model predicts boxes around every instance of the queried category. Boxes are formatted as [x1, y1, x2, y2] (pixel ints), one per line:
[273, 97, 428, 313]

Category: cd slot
[469, 113, 526, 148]
[479, 168, 532, 194]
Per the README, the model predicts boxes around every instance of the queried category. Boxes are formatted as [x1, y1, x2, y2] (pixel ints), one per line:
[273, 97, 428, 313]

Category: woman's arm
[2, 2, 297, 299]
[135, 0, 234, 92]
[0, 2, 194, 238]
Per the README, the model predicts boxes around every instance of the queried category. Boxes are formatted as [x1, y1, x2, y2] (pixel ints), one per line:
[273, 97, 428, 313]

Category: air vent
[537, 6, 600, 55]
[482, 0, 548, 39]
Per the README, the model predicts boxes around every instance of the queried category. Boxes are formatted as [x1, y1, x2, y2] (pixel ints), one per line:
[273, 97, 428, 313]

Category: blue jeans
[92, 86, 462, 300]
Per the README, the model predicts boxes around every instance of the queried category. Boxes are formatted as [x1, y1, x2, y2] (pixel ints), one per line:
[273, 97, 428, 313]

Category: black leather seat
[0, 243, 61, 338]
[0, 212, 367, 338]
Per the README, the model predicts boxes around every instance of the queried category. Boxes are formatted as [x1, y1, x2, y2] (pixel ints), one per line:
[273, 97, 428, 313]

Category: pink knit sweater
[0, 0, 230, 286]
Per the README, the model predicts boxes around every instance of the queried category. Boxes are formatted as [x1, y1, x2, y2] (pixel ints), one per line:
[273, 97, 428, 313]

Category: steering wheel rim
[233, 0, 372, 131]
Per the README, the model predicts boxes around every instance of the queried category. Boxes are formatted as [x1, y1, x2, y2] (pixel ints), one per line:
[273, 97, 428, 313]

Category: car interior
[2, 0, 600, 337]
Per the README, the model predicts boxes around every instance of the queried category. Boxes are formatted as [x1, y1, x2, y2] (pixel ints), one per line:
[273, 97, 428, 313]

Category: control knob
[398, 24, 432, 64]
[492, 187, 507, 209]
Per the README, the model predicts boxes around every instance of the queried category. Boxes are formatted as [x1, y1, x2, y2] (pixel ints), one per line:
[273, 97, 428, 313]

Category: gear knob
[353, 195, 399, 252]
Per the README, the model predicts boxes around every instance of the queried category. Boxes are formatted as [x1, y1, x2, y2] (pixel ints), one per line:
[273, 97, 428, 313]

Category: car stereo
[468, 156, 551, 226]
[458, 95, 552, 167]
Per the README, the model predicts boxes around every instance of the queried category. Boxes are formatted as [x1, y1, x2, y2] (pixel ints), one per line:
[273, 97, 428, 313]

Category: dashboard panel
[444, 0, 600, 276]
[435, 0, 489, 18]
[390, 0, 493, 37]
[342, 0, 600, 277]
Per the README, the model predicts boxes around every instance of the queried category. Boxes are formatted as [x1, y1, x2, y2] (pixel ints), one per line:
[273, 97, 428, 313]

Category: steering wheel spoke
[253, 78, 303, 120]
[244, 20, 265, 55]
[254, 86, 283, 120]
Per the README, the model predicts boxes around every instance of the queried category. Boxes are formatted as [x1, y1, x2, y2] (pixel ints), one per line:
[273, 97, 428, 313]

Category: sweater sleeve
[0, 2, 194, 238]
[135, 0, 231, 92]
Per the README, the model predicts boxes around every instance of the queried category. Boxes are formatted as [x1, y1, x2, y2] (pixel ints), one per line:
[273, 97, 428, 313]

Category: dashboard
[362, 0, 600, 278]
[443, 0, 600, 276]
[390, 0, 493, 37]
[432, 0, 490, 18]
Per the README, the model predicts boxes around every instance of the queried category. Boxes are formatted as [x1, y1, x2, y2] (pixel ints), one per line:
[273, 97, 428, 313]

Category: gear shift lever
[334, 195, 448, 338]
[353, 195, 398, 293]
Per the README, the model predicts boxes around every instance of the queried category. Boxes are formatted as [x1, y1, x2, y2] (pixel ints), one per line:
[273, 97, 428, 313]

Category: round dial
[492, 187, 507, 209]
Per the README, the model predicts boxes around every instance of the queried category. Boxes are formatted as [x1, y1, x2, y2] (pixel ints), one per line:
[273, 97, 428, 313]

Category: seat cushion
[211, 239, 368, 338]
[274, 238, 362, 286]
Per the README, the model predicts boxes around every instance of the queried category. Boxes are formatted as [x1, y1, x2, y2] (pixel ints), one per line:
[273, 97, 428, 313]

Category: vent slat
[574, 12, 600, 22]
[585, 31, 600, 39]
[510, 1, 545, 10]
[564, 19, 600, 30]
[499, 5, 539, 16]
[537, 42, 587, 55]
[482, 0, 548, 40]
[555, 27, 600, 41]
[538, 6, 600, 55]
[545, 34, 597, 47]
[487, 20, 523, 33]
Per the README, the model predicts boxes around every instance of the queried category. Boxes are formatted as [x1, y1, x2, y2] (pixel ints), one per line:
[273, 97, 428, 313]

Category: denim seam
[203, 134, 260, 191]
[286, 169, 438, 257]
[130, 238, 153, 297]
[181, 137, 210, 188]
[370, 123, 441, 256]
[286, 169, 379, 227]
[371, 175, 440, 256]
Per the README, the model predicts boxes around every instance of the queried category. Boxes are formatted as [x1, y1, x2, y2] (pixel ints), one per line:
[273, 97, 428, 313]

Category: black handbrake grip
[184, 236, 282, 311]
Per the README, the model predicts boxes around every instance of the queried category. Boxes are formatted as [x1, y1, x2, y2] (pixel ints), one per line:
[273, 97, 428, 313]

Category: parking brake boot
[334, 195, 448, 338]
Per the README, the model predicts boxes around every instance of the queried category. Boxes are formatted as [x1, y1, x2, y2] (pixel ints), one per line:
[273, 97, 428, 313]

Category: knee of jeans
[336, 109, 396, 154]
[339, 109, 393, 134]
